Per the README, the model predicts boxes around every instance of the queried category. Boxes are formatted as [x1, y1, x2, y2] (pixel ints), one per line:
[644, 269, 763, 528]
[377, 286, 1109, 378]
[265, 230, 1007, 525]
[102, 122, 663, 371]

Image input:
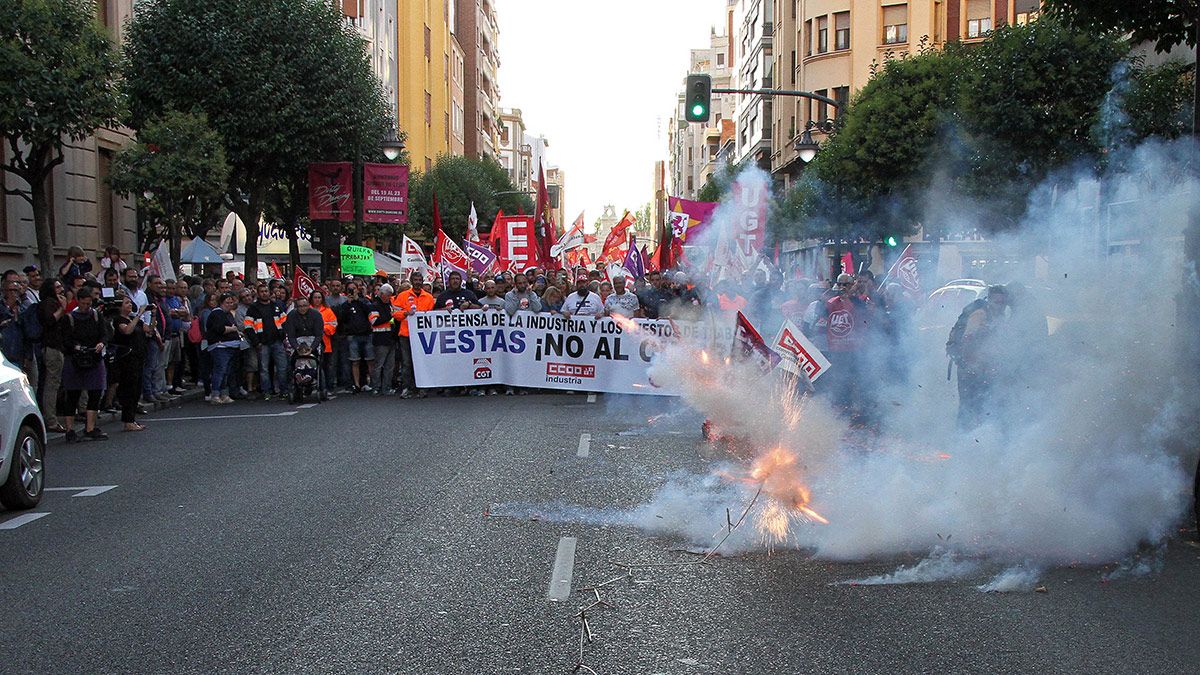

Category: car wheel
[0, 426, 45, 510]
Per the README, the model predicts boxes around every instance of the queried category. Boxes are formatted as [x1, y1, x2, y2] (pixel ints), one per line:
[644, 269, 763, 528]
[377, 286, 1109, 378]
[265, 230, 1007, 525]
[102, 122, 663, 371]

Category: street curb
[47, 386, 207, 441]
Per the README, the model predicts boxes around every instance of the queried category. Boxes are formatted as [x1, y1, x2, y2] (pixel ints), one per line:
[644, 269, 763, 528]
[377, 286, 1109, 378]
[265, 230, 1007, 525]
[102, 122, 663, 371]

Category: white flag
[550, 212, 585, 257]
[771, 319, 831, 383]
[467, 202, 479, 242]
[400, 235, 428, 278]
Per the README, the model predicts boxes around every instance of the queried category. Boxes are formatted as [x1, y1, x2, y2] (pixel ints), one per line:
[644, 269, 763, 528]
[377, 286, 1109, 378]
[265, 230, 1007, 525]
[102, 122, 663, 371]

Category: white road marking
[576, 433, 590, 458]
[44, 485, 118, 497]
[547, 536, 578, 602]
[297, 403, 318, 409]
[586, 393, 597, 403]
[148, 411, 299, 422]
[0, 512, 50, 530]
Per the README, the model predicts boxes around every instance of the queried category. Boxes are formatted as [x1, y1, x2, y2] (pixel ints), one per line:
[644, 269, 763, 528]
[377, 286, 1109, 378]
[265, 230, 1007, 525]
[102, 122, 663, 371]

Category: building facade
[341, 0, 399, 122]
[455, 0, 502, 161]
[771, 0, 1042, 186]
[545, 166, 566, 228]
[449, 32, 467, 157]
[394, 0, 456, 171]
[666, 7, 737, 200]
[0, 0, 138, 271]
[497, 108, 531, 191]
[733, 0, 774, 170]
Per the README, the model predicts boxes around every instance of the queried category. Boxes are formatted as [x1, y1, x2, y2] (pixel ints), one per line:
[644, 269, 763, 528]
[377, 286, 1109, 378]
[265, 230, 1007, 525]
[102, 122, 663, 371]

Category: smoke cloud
[633, 137, 1196, 583]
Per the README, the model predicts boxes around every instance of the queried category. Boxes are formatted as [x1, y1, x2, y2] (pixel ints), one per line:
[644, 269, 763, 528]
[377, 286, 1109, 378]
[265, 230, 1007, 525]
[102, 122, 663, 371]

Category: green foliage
[0, 0, 122, 272]
[956, 17, 1129, 226]
[407, 155, 533, 242]
[810, 47, 967, 234]
[1125, 60, 1194, 142]
[1044, 0, 1198, 52]
[109, 110, 230, 259]
[696, 159, 744, 202]
[123, 0, 393, 279]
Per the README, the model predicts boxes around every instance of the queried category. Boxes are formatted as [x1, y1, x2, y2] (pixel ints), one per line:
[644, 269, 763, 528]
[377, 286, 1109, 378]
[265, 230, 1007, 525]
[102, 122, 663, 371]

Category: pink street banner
[308, 162, 353, 221]
[363, 163, 409, 224]
[730, 181, 767, 259]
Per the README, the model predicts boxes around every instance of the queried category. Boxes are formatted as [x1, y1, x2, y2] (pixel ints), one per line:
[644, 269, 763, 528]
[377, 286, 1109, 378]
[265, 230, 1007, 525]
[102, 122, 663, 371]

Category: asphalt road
[0, 393, 1197, 674]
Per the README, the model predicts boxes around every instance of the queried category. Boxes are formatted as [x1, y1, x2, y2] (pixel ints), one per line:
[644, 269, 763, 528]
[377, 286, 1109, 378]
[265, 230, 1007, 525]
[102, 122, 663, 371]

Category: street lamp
[382, 123, 405, 161]
[794, 119, 836, 164]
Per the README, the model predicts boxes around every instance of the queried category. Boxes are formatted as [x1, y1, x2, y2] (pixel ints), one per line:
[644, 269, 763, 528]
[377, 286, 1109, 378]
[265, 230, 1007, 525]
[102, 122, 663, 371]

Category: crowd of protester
[0, 244, 1043, 443]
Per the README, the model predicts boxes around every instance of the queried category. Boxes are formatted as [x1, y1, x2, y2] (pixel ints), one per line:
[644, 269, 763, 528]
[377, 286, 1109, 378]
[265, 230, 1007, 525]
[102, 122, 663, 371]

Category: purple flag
[622, 235, 645, 279]
[465, 239, 497, 276]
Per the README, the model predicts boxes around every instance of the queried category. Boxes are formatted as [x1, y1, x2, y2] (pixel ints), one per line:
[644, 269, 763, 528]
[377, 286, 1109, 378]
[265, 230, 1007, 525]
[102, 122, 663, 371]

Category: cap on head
[836, 273, 854, 285]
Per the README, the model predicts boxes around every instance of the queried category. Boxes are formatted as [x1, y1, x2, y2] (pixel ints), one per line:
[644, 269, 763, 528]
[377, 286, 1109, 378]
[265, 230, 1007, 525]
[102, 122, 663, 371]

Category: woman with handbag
[59, 286, 109, 442]
[204, 292, 241, 405]
[108, 296, 148, 432]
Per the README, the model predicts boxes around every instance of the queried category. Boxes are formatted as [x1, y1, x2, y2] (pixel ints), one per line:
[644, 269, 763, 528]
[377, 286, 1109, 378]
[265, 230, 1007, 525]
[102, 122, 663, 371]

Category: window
[804, 20, 812, 55]
[445, 112, 450, 144]
[790, 50, 796, 85]
[717, 52, 724, 66]
[817, 16, 828, 53]
[833, 86, 850, 118]
[97, 148, 115, 248]
[426, 157, 432, 172]
[966, 0, 991, 37]
[883, 4, 908, 44]
[834, 12, 850, 50]
[425, 91, 431, 126]
[816, 88, 828, 123]
[424, 25, 431, 60]
[1015, 0, 1040, 24]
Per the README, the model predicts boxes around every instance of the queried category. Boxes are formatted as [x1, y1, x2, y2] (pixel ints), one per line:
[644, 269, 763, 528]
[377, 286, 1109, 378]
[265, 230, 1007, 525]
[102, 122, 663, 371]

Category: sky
[495, 0, 729, 230]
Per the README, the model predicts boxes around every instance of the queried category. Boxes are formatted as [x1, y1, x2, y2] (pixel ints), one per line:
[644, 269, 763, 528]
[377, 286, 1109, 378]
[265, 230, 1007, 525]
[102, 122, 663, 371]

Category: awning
[375, 250, 406, 274]
[180, 236, 225, 264]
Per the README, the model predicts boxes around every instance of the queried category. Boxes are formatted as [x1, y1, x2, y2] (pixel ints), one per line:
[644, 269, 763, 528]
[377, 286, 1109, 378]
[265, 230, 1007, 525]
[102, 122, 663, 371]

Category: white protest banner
[771, 319, 831, 383]
[408, 310, 731, 394]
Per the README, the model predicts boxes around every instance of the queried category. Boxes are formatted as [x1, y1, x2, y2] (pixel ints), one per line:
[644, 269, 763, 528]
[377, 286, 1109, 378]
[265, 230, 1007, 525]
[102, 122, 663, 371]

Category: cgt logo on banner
[407, 310, 733, 394]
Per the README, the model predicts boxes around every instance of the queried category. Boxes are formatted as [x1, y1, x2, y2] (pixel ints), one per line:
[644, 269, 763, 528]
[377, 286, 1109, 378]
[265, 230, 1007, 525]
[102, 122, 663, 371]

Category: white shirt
[562, 291, 604, 317]
[126, 286, 148, 309]
[604, 290, 640, 317]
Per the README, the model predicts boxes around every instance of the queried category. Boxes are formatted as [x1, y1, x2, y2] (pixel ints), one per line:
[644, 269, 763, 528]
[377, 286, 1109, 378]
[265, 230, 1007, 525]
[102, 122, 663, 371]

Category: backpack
[946, 298, 987, 359]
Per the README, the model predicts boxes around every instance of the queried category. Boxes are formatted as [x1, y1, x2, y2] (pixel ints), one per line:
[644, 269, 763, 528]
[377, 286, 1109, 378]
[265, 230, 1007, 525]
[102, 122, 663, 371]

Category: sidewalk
[46, 386, 207, 442]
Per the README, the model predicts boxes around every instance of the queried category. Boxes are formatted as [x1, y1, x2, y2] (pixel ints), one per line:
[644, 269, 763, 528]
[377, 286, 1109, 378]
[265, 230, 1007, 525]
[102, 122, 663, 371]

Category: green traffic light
[692, 103, 706, 117]
[886, 236, 898, 247]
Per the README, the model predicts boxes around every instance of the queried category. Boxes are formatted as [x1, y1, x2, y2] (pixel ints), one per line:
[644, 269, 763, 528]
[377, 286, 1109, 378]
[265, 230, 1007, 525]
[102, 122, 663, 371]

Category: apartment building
[733, 0, 774, 170]
[341, 0, 399, 121]
[394, 0, 456, 171]
[0, 1, 138, 270]
[771, 0, 1042, 185]
[455, 0, 502, 161]
[497, 108, 532, 191]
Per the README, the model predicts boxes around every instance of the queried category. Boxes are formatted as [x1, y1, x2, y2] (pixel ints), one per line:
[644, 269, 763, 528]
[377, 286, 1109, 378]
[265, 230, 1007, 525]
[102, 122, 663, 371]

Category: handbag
[71, 346, 101, 370]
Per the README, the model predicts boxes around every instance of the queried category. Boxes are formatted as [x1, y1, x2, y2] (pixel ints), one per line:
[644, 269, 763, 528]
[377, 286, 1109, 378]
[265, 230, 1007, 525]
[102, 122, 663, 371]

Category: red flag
[431, 193, 444, 263]
[578, 247, 594, 268]
[600, 211, 634, 262]
[492, 215, 537, 271]
[643, 244, 659, 273]
[490, 208, 505, 255]
[435, 230, 471, 270]
[291, 266, 317, 300]
[840, 251, 854, 275]
[534, 165, 552, 268]
[882, 244, 921, 297]
[733, 311, 781, 374]
[269, 261, 284, 280]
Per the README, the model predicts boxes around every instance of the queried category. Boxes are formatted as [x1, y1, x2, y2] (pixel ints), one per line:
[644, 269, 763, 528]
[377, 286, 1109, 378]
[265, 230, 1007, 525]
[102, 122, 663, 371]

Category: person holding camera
[59, 286, 109, 442]
[108, 296, 149, 432]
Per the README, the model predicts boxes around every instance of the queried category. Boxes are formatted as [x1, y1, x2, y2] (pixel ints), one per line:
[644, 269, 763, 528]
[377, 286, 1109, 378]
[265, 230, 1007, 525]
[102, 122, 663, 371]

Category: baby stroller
[290, 336, 324, 403]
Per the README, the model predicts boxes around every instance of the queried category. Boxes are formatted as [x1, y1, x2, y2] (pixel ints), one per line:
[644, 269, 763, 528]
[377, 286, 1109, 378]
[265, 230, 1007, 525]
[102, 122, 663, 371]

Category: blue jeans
[258, 341, 289, 394]
[142, 340, 161, 398]
[209, 347, 235, 397]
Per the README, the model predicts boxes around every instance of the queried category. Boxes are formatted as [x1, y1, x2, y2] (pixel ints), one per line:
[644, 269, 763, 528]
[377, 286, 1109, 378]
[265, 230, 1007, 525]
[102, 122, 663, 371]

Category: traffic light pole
[710, 87, 841, 109]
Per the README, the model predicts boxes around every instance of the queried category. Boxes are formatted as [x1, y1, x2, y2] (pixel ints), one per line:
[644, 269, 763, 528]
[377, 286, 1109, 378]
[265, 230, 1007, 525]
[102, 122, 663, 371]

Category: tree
[123, 0, 392, 281]
[632, 202, 653, 238]
[407, 156, 533, 242]
[696, 159, 745, 203]
[1125, 61, 1195, 143]
[955, 17, 1128, 230]
[808, 46, 967, 240]
[0, 0, 122, 274]
[1043, 1, 1198, 53]
[108, 111, 229, 266]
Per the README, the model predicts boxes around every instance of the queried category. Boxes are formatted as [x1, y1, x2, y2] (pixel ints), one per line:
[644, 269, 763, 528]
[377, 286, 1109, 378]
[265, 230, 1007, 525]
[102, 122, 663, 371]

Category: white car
[0, 352, 45, 510]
